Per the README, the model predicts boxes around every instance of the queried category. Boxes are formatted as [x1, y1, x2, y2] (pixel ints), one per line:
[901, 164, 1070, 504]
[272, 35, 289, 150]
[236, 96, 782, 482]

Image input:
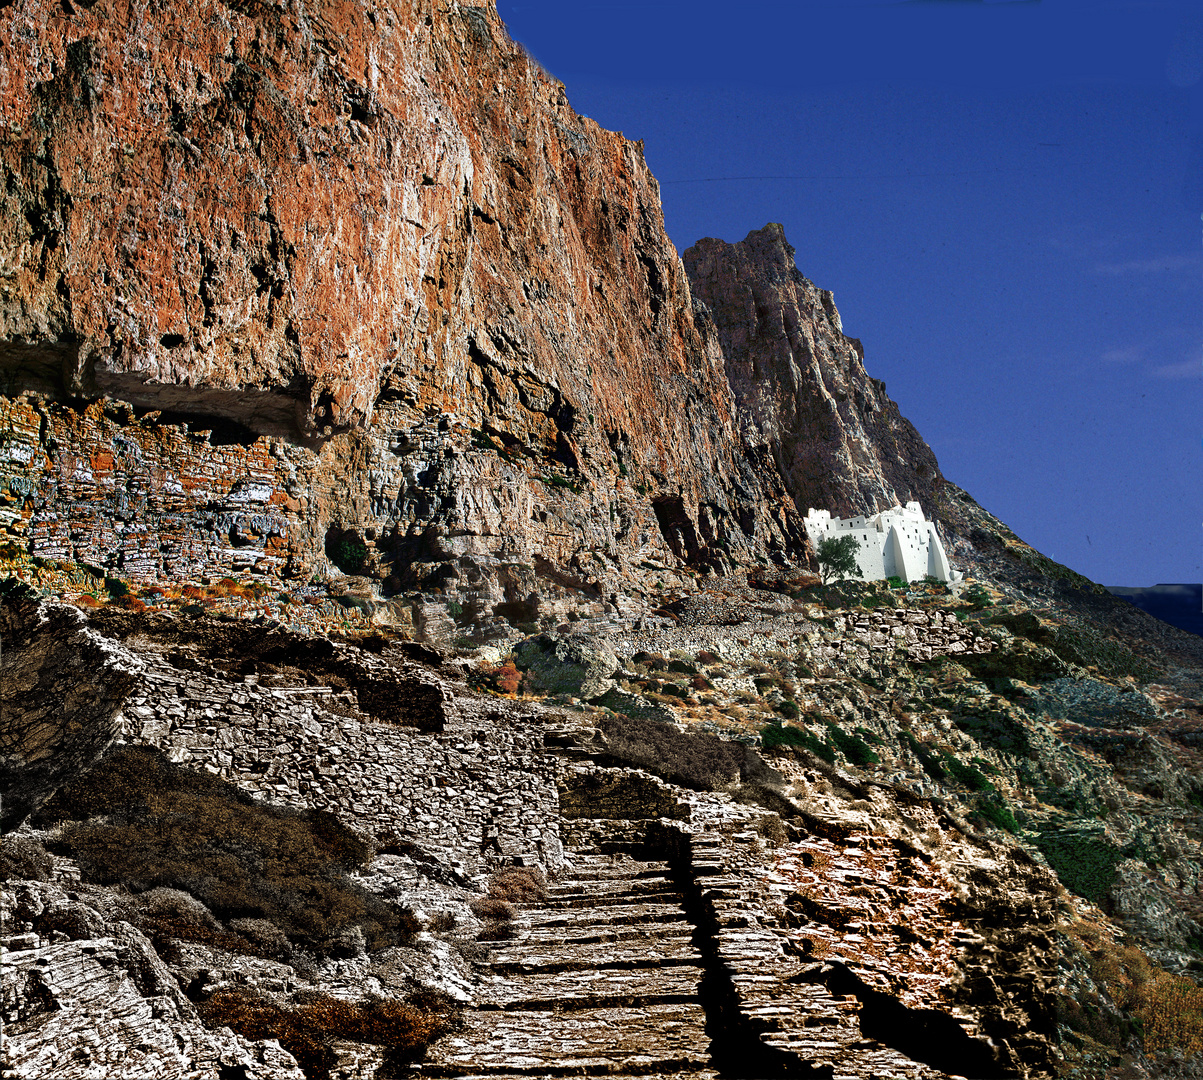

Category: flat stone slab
[541, 885, 682, 908]
[425, 1001, 711, 1077]
[520, 901, 690, 931]
[478, 965, 703, 1010]
[488, 936, 703, 975]
[514, 920, 696, 948]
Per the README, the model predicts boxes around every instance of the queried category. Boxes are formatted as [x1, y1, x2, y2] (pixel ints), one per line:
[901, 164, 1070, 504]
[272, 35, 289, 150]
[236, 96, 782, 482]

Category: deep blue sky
[495, 0, 1201, 588]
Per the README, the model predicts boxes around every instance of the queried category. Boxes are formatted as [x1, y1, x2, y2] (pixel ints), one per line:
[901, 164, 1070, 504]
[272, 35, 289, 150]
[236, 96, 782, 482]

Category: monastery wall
[804, 502, 957, 583]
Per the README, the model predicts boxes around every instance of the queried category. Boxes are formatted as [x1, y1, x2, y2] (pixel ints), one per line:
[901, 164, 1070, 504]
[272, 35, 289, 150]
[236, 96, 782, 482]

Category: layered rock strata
[0, 587, 143, 830]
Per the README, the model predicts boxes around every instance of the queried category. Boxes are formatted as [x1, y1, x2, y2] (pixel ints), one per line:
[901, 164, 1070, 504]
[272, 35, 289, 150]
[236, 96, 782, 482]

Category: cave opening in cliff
[325, 526, 368, 575]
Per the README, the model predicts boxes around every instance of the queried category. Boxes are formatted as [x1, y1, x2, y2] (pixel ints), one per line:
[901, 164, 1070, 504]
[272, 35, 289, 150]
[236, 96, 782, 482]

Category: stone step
[538, 887, 684, 910]
[520, 901, 689, 931]
[487, 936, 703, 976]
[548, 870, 674, 891]
[477, 965, 703, 1012]
[764, 1034, 954, 1080]
[423, 1001, 712, 1078]
[555, 860, 673, 883]
[514, 921, 695, 948]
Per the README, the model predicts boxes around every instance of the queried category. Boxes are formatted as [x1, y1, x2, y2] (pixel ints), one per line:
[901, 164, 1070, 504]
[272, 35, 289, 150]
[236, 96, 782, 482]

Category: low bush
[951, 705, 1035, 758]
[971, 794, 1019, 833]
[488, 866, 548, 904]
[227, 917, 292, 959]
[776, 700, 801, 720]
[598, 712, 754, 791]
[941, 753, 994, 792]
[34, 746, 417, 956]
[469, 897, 516, 921]
[477, 920, 517, 941]
[899, 731, 947, 780]
[963, 583, 994, 609]
[1089, 943, 1203, 1056]
[198, 989, 458, 1080]
[760, 723, 837, 765]
[825, 723, 880, 767]
[0, 836, 53, 881]
[1035, 828, 1122, 905]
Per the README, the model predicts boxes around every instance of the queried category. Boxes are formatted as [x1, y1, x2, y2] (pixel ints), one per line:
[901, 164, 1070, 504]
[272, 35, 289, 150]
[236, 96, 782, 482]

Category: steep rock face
[0, 587, 143, 831]
[0, 0, 808, 604]
[684, 224, 946, 520]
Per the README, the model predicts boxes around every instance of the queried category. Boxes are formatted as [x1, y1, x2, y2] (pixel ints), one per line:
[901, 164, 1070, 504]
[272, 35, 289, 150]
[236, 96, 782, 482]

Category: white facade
[803, 501, 962, 584]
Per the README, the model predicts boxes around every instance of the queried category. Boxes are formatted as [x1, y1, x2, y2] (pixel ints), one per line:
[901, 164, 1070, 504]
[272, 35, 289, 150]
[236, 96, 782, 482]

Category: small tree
[816, 534, 863, 584]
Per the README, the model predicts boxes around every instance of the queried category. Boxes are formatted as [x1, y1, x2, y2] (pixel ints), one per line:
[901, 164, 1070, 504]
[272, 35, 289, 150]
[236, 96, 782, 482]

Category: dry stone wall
[823, 607, 997, 663]
[122, 651, 565, 878]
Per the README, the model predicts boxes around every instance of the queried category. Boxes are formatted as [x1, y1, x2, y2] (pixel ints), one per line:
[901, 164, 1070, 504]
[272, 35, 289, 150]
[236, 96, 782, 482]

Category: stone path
[422, 852, 716, 1079]
[421, 836, 967, 1080]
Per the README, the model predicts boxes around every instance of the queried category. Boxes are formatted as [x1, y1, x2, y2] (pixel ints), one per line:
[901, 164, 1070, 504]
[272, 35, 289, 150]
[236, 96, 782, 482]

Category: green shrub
[951, 704, 1035, 758]
[825, 723, 880, 766]
[540, 474, 585, 494]
[972, 794, 1019, 833]
[35, 747, 417, 956]
[855, 725, 886, 746]
[963, 583, 994, 609]
[760, 723, 837, 764]
[330, 537, 367, 574]
[886, 576, 905, 590]
[942, 753, 995, 792]
[1035, 828, 1123, 905]
[900, 731, 947, 780]
[446, 600, 463, 616]
[776, 700, 801, 720]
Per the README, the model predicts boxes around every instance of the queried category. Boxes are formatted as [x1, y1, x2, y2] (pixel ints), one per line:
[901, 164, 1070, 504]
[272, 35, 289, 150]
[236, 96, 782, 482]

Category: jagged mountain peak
[684, 223, 945, 522]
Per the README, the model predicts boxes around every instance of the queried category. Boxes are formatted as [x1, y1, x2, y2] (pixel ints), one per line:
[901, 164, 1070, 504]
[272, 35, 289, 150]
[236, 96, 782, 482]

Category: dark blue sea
[1105, 584, 1203, 639]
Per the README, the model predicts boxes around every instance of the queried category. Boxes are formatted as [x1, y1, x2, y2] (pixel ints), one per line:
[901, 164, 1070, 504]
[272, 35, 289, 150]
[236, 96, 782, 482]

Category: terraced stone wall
[121, 652, 564, 877]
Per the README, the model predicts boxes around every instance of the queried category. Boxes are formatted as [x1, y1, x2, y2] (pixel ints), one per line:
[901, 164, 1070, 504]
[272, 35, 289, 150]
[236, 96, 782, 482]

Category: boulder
[514, 633, 620, 700]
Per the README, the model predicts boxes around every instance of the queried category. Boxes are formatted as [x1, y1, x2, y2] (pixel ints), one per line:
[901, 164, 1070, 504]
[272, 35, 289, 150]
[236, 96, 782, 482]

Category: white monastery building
[803, 501, 962, 584]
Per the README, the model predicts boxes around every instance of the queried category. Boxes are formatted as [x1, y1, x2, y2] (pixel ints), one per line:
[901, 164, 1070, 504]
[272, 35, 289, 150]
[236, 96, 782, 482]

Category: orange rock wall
[1, 0, 945, 610]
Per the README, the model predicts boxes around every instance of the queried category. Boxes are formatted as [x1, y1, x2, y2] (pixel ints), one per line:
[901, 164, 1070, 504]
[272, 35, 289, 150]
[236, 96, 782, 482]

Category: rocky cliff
[6, 2, 1203, 1079]
[685, 224, 945, 520]
[0, 0, 957, 626]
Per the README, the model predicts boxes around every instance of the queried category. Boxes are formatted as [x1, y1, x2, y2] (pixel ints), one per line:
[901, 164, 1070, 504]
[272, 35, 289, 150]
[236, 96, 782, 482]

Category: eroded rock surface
[1, 881, 307, 1080]
[0, 586, 143, 830]
[684, 224, 945, 520]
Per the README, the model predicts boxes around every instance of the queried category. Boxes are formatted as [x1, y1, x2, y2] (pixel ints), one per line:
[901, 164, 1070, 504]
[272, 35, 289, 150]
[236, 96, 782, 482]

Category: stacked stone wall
[815, 608, 995, 663]
[120, 654, 564, 878]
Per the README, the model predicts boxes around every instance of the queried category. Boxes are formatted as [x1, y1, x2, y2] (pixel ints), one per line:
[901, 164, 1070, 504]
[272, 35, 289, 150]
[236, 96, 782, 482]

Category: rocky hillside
[4, 1, 1203, 1079]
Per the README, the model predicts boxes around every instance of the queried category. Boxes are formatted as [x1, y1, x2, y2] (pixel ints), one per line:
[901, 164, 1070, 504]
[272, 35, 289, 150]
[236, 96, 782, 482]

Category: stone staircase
[419, 833, 980, 1080]
[421, 852, 716, 1079]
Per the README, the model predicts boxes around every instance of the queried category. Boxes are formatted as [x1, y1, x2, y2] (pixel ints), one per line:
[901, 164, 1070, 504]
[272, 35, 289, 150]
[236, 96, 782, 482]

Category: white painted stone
[803, 501, 962, 583]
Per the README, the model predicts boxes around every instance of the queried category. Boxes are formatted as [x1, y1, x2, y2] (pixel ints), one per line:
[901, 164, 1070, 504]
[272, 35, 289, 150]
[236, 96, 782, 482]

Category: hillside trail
[421, 842, 958, 1080]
